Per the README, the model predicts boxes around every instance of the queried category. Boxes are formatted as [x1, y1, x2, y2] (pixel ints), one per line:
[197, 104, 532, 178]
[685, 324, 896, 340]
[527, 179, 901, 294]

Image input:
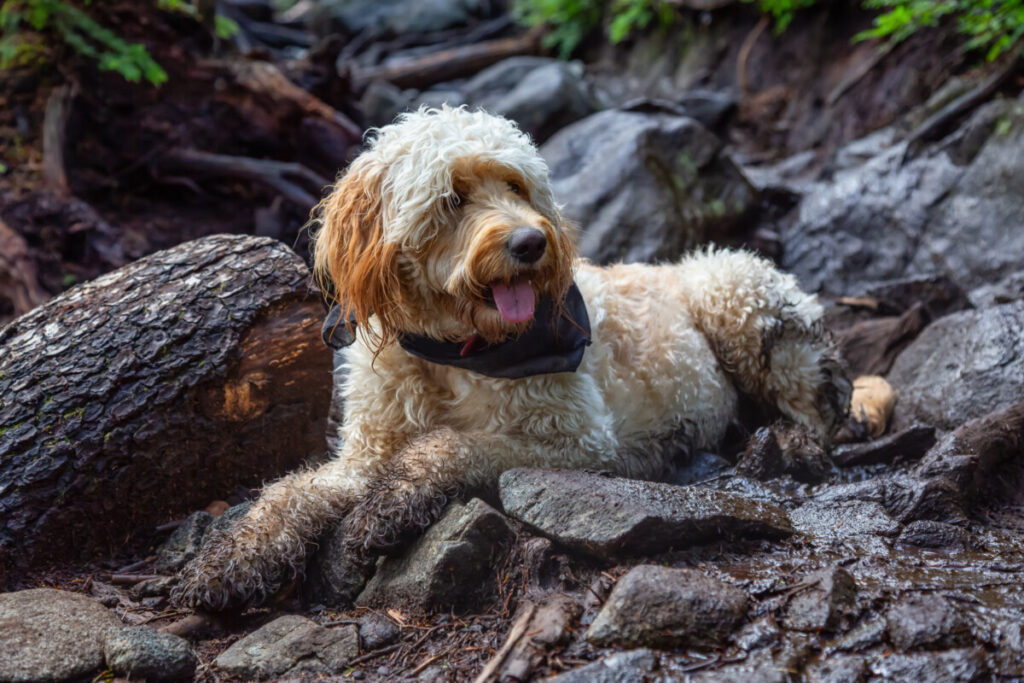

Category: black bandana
[321, 284, 592, 379]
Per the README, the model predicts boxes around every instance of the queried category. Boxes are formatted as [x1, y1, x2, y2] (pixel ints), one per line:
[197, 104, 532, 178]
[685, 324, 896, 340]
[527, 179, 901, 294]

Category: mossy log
[0, 235, 332, 585]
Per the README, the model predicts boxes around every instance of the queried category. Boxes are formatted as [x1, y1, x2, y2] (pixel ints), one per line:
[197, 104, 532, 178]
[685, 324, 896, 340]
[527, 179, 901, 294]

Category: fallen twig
[349, 643, 402, 666]
[109, 573, 163, 585]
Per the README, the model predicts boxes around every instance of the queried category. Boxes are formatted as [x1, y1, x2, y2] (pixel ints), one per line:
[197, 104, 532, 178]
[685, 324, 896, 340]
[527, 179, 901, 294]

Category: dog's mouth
[486, 276, 535, 324]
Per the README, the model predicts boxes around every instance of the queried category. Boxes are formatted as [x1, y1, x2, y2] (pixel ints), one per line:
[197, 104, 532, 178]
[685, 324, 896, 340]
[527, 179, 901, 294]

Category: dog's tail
[678, 247, 850, 441]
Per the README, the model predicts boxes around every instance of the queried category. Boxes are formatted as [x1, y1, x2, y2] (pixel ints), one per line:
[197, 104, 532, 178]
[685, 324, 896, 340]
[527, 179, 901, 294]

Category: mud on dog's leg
[341, 428, 624, 556]
[171, 458, 369, 612]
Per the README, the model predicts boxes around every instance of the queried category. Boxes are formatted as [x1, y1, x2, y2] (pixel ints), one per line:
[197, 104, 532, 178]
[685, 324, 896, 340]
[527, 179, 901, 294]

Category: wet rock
[460, 57, 596, 142]
[831, 617, 886, 653]
[328, 0, 486, 38]
[782, 98, 1024, 296]
[898, 520, 971, 550]
[689, 637, 808, 683]
[833, 425, 936, 467]
[358, 612, 401, 650]
[790, 500, 900, 547]
[541, 110, 756, 265]
[104, 626, 196, 682]
[620, 91, 737, 131]
[155, 511, 212, 574]
[359, 80, 414, 129]
[812, 474, 966, 525]
[736, 423, 831, 483]
[668, 450, 731, 486]
[129, 575, 177, 600]
[869, 647, 987, 681]
[303, 523, 375, 607]
[885, 595, 970, 651]
[205, 501, 251, 537]
[970, 268, 1024, 308]
[889, 302, 1024, 431]
[733, 616, 781, 651]
[784, 566, 858, 632]
[804, 654, 867, 683]
[499, 469, 793, 557]
[0, 588, 121, 683]
[587, 565, 747, 649]
[549, 649, 658, 682]
[356, 498, 514, 611]
[214, 614, 358, 679]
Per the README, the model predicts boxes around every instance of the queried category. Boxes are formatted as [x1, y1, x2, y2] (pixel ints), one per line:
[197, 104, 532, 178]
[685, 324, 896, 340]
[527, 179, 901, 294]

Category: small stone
[831, 617, 886, 652]
[587, 565, 747, 649]
[500, 469, 793, 558]
[129, 575, 178, 600]
[869, 648, 988, 681]
[898, 520, 971, 549]
[784, 566, 858, 632]
[804, 654, 867, 683]
[737, 423, 831, 483]
[358, 612, 401, 650]
[303, 523, 375, 607]
[885, 595, 970, 651]
[356, 498, 514, 611]
[0, 588, 121, 683]
[104, 626, 197, 682]
[214, 614, 358, 679]
[549, 649, 659, 682]
[791, 500, 900, 543]
[155, 511, 212, 574]
[733, 616, 781, 651]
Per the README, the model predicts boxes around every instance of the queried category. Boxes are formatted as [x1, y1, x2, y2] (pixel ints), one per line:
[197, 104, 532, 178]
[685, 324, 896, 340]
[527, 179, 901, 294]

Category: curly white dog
[173, 106, 849, 611]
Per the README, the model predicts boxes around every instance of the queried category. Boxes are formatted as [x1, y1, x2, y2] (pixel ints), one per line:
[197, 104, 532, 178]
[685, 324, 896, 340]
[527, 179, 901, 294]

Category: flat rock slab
[214, 614, 358, 679]
[356, 498, 514, 611]
[784, 566, 858, 633]
[548, 649, 659, 682]
[587, 565, 747, 649]
[0, 588, 121, 683]
[499, 468, 793, 557]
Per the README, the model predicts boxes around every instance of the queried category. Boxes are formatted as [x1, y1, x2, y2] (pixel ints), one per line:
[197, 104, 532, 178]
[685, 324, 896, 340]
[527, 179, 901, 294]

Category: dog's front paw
[342, 475, 451, 555]
[170, 529, 282, 612]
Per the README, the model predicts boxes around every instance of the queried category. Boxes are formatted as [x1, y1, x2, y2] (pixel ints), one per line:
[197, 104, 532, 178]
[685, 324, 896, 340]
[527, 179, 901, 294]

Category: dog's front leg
[171, 458, 370, 611]
[342, 427, 619, 556]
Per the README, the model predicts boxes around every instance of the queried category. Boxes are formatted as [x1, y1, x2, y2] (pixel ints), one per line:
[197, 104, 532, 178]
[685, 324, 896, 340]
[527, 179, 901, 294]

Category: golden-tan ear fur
[312, 159, 402, 354]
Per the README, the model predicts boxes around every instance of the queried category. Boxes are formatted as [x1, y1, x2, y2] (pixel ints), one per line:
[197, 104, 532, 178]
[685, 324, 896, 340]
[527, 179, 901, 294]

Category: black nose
[507, 227, 547, 264]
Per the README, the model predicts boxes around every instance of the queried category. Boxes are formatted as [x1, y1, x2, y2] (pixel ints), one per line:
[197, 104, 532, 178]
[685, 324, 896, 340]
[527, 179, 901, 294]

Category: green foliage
[858, 0, 1024, 60]
[746, 0, 818, 33]
[0, 0, 169, 83]
[514, 0, 675, 58]
[1, 0, 240, 85]
[517, 0, 1024, 60]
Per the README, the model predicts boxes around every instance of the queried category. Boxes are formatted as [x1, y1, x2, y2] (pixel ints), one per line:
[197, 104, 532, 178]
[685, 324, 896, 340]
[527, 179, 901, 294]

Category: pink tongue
[491, 279, 536, 323]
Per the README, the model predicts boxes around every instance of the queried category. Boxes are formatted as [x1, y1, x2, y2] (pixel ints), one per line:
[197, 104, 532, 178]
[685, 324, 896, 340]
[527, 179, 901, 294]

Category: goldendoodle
[172, 106, 849, 611]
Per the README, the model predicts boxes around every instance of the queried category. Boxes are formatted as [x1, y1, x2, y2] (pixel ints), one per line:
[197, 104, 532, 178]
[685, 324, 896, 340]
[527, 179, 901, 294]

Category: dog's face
[313, 107, 576, 351]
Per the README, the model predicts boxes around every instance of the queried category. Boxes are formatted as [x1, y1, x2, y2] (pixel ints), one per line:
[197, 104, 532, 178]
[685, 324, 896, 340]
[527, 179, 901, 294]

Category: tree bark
[0, 235, 332, 586]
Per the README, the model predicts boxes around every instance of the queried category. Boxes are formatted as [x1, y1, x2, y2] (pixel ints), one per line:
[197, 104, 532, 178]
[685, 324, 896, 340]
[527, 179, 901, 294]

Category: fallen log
[352, 27, 544, 91]
[0, 235, 332, 586]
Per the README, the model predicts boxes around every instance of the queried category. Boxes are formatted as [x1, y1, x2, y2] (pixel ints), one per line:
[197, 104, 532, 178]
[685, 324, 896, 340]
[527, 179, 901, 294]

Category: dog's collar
[321, 283, 592, 379]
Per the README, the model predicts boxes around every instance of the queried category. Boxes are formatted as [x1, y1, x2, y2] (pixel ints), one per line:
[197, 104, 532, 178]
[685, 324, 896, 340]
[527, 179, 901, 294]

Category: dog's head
[312, 106, 576, 352]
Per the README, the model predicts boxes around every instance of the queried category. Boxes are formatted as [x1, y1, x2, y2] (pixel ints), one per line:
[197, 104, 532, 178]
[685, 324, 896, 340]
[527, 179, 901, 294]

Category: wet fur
[172, 107, 850, 611]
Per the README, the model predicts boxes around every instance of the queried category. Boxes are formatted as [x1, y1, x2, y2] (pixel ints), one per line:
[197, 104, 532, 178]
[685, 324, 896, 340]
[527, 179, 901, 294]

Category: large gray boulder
[888, 302, 1024, 430]
[587, 565, 747, 649]
[355, 497, 515, 611]
[499, 468, 793, 557]
[541, 110, 756, 264]
[460, 57, 596, 142]
[781, 97, 1024, 296]
[0, 588, 121, 683]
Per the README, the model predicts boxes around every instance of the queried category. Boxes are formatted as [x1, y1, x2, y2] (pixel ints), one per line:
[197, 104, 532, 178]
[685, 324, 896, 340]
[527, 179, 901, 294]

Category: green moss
[0, 421, 26, 438]
[62, 406, 85, 420]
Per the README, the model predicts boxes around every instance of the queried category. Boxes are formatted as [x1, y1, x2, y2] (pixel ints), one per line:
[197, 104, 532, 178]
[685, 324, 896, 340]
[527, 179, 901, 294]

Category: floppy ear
[312, 158, 402, 352]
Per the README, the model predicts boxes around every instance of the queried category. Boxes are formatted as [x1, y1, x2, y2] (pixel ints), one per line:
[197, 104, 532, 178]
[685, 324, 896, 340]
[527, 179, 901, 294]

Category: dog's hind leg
[678, 247, 851, 441]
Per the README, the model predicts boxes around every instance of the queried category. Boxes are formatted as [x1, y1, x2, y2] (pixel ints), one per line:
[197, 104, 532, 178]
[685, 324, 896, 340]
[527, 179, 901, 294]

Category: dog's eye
[508, 182, 522, 195]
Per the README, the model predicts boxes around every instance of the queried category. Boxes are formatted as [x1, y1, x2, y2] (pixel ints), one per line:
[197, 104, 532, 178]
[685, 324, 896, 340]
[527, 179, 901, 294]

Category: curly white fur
[172, 107, 849, 612]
